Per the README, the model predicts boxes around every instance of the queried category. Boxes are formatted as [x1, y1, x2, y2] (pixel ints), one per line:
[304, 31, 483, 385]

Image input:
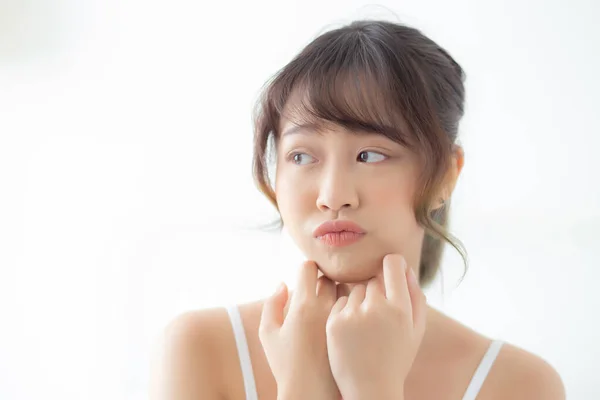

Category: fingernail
[274, 282, 285, 294]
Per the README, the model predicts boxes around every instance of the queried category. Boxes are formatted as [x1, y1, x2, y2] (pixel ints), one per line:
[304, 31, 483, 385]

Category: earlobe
[431, 196, 447, 212]
[431, 147, 464, 211]
[454, 145, 465, 175]
[442, 146, 465, 202]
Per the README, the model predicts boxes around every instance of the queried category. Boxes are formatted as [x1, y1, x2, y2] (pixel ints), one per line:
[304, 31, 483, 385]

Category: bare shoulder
[485, 342, 566, 400]
[425, 308, 565, 400]
[149, 307, 233, 400]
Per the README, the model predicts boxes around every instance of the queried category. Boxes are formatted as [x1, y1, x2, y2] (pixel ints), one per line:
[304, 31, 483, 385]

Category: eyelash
[357, 150, 387, 163]
[287, 152, 314, 165]
[287, 150, 388, 165]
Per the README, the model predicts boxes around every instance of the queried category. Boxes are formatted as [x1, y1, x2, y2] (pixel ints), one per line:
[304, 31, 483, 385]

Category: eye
[357, 151, 386, 163]
[291, 152, 315, 165]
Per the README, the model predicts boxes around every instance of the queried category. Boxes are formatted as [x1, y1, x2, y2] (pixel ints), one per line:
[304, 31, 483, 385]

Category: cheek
[275, 170, 314, 223]
[369, 176, 413, 209]
[368, 182, 422, 254]
[367, 176, 419, 227]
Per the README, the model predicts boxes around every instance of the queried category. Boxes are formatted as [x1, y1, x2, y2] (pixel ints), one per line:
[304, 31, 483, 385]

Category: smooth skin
[260, 255, 426, 400]
[150, 120, 566, 399]
[260, 261, 340, 400]
[151, 288, 566, 400]
[325, 254, 426, 400]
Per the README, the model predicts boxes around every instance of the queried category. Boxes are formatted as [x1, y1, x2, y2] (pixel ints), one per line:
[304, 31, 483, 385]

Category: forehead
[275, 83, 416, 150]
[278, 96, 374, 138]
[279, 118, 347, 137]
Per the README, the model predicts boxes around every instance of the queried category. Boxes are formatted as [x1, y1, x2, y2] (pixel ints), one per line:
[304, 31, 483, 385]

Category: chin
[321, 270, 372, 284]
[313, 253, 382, 284]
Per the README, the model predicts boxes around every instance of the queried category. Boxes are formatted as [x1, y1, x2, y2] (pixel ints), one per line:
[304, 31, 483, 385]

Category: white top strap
[226, 305, 501, 400]
[226, 305, 259, 400]
[461, 339, 504, 400]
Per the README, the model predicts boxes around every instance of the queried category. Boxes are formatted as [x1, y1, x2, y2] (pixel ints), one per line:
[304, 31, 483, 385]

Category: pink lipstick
[313, 220, 366, 247]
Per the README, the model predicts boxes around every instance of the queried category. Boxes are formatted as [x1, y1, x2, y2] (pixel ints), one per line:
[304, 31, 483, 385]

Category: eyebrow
[280, 123, 319, 137]
[280, 122, 410, 145]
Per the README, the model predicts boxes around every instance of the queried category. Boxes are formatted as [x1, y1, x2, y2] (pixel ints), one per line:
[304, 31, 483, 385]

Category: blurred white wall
[0, 0, 598, 398]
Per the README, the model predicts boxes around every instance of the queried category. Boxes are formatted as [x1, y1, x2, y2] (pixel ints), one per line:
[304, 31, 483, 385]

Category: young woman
[152, 19, 565, 400]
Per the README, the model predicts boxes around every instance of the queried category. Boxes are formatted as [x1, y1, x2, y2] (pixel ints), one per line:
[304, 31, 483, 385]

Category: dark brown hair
[251, 19, 468, 288]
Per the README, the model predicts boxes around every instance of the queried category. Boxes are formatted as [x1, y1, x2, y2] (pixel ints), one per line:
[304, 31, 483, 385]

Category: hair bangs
[252, 20, 468, 287]
[269, 34, 417, 150]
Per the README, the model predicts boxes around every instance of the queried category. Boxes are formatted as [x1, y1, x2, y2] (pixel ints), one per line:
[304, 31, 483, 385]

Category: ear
[433, 145, 465, 210]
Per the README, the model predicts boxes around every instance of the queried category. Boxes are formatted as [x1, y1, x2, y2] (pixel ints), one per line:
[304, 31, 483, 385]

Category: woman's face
[274, 117, 426, 284]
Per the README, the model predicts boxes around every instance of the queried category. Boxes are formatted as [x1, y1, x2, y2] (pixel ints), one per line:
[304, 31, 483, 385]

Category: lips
[313, 219, 366, 237]
[313, 220, 366, 247]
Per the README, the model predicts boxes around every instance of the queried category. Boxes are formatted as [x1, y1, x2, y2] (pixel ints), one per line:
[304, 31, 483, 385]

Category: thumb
[259, 282, 288, 333]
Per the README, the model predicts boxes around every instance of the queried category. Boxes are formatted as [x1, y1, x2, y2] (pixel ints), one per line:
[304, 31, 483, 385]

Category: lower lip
[317, 231, 365, 247]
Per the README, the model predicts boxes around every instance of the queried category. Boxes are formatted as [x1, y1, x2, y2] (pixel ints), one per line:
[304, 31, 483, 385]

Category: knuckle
[325, 315, 341, 334]
[294, 297, 331, 323]
[258, 324, 270, 340]
[294, 297, 317, 315]
[361, 301, 376, 314]
[391, 304, 405, 316]
[394, 306, 411, 322]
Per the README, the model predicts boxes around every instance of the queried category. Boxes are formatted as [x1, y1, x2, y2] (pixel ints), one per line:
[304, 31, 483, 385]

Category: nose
[316, 163, 359, 212]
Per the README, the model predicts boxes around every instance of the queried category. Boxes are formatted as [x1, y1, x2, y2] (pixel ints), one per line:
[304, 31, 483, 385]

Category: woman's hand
[325, 254, 428, 400]
[259, 261, 340, 400]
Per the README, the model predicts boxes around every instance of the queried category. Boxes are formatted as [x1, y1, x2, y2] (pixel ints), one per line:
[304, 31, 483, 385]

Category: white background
[0, 0, 598, 398]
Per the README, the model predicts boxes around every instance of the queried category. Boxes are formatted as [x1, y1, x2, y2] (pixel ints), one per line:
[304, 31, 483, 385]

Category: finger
[295, 260, 319, 300]
[346, 284, 366, 309]
[259, 282, 289, 334]
[316, 275, 336, 304]
[282, 288, 292, 319]
[383, 254, 412, 315]
[365, 274, 385, 303]
[407, 267, 427, 333]
[330, 295, 349, 315]
[336, 283, 351, 298]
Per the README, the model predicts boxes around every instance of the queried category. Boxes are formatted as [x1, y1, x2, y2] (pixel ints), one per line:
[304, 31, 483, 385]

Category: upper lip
[313, 219, 366, 237]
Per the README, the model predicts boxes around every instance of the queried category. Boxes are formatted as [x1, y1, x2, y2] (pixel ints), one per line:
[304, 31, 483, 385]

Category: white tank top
[226, 305, 503, 400]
